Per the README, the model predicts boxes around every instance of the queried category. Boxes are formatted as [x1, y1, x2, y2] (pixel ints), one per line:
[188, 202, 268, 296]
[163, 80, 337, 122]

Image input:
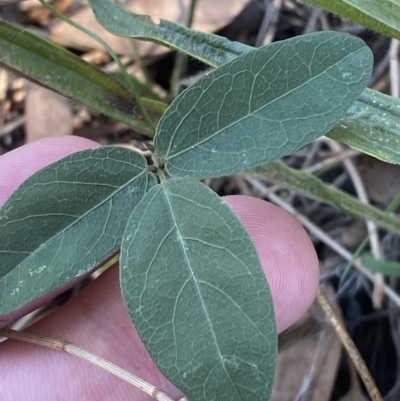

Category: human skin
[0, 136, 319, 400]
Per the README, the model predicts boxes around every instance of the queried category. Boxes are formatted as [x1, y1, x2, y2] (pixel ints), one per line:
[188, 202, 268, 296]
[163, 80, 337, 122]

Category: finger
[0, 136, 99, 207]
[0, 136, 101, 327]
[224, 195, 319, 332]
[0, 137, 182, 400]
[1, 264, 185, 401]
[0, 196, 318, 400]
[1, 136, 319, 329]
[0, 137, 319, 400]
[0, 136, 318, 331]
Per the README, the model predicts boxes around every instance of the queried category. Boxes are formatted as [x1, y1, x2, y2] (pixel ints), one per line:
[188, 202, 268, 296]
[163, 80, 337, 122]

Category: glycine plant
[0, 3, 376, 401]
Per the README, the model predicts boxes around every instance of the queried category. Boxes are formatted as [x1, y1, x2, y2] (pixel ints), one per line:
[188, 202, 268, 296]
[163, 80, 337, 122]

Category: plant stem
[339, 192, 400, 286]
[0, 329, 176, 401]
[185, 0, 198, 29]
[169, 0, 198, 97]
[157, 167, 168, 183]
[130, 39, 154, 90]
[245, 176, 400, 307]
[38, 0, 156, 134]
[316, 288, 383, 401]
[142, 98, 169, 116]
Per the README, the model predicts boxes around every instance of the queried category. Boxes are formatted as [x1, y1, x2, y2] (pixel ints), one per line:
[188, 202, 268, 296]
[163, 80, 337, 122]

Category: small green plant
[2, 1, 400, 401]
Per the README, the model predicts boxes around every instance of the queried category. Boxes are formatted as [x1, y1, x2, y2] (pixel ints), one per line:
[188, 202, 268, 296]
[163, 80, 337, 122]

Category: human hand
[0, 136, 319, 400]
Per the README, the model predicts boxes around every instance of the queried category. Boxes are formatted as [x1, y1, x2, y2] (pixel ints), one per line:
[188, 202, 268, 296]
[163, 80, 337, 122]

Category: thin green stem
[169, 0, 198, 97]
[142, 98, 168, 116]
[130, 40, 154, 90]
[38, 0, 156, 133]
[157, 168, 167, 183]
[152, 151, 168, 183]
[340, 192, 400, 286]
[186, 0, 199, 28]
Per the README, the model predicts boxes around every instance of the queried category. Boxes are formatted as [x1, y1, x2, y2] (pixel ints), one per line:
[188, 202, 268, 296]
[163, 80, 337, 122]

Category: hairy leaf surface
[121, 178, 276, 401]
[0, 147, 157, 328]
[155, 32, 372, 179]
[88, 0, 251, 68]
[0, 20, 153, 134]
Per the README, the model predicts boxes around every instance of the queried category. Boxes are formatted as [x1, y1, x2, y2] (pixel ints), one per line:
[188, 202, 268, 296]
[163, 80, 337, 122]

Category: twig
[0, 329, 176, 401]
[244, 176, 400, 307]
[300, 140, 321, 170]
[255, 0, 282, 47]
[303, 8, 321, 34]
[0, 115, 25, 138]
[336, 24, 367, 35]
[38, 0, 155, 134]
[170, 0, 198, 96]
[390, 39, 400, 98]
[325, 139, 384, 308]
[370, 51, 390, 88]
[317, 288, 383, 401]
[318, 10, 330, 31]
[304, 148, 360, 174]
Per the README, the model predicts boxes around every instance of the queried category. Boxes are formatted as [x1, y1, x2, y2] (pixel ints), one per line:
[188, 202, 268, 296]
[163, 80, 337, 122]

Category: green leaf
[327, 88, 400, 164]
[361, 253, 400, 277]
[303, 0, 400, 40]
[246, 162, 400, 236]
[84, 0, 400, 167]
[88, 0, 252, 68]
[0, 20, 153, 135]
[0, 147, 157, 328]
[155, 32, 372, 179]
[121, 178, 276, 401]
[86, 0, 400, 168]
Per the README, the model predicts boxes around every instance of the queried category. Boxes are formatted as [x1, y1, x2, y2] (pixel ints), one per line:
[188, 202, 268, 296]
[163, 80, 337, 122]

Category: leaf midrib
[165, 47, 365, 161]
[1, 169, 150, 281]
[163, 186, 243, 401]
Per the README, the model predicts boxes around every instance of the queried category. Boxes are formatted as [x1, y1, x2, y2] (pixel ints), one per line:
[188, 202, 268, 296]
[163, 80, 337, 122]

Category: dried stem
[390, 39, 400, 98]
[255, 0, 282, 47]
[244, 176, 400, 307]
[304, 148, 360, 174]
[170, 0, 198, 96]
[324, 139, 384, 308]
[317, 288, 383, 401]
[0, 329, 176, 401]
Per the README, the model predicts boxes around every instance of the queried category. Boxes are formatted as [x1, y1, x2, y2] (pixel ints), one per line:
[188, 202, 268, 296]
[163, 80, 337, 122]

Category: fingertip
[223, 195, 319, 333]
[0, 137, 319, 333]
[0, 136, 99, 207]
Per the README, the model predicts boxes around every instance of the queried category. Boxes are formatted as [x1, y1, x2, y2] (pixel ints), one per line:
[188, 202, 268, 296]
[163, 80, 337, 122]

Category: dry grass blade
[255, 0, 282, 46]
[390, 39, 400, 98]
[244, 176, 400, 307]
[0, 329, 177, 401]
[317, 288, 383, 401]
[323, 138, 384, 308]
